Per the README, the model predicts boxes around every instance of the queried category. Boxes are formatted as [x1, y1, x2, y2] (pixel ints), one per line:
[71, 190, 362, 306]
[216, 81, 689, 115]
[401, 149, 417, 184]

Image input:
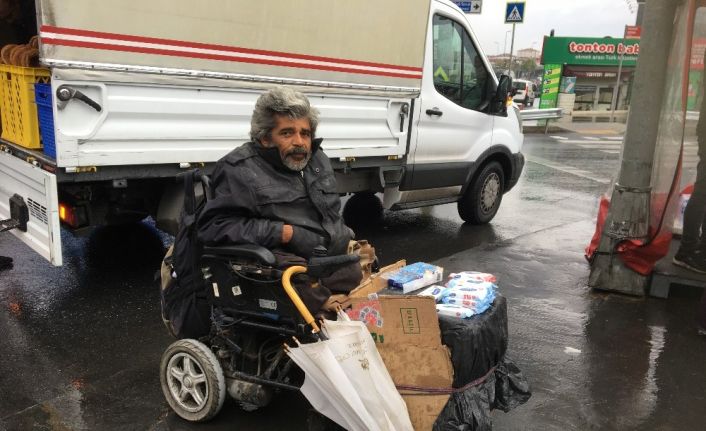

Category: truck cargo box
[39, 0, 429, 92]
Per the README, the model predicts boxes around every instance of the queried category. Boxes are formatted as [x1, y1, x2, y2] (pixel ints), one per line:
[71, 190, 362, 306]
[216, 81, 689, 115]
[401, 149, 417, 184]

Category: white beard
[282, 151, 311, 171]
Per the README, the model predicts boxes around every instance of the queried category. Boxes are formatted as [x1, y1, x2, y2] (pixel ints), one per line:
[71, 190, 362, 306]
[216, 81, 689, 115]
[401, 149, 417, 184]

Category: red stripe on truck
[40, 25, 423, 76]
[41, 38, 422, 79]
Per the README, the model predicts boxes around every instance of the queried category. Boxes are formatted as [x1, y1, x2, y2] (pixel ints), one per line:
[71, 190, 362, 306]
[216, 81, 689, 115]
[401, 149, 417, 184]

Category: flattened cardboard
[378, 344, 453, 388]
[403, 394, 450, 431]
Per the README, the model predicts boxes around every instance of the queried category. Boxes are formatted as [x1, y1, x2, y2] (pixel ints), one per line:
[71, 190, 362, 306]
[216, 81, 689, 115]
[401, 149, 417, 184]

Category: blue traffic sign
[454, 1, 472, 12]
[505, 2, 525, 23]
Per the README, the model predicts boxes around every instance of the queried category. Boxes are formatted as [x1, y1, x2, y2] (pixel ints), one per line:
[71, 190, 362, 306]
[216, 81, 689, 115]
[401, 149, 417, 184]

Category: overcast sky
[464, 0, 638, 55]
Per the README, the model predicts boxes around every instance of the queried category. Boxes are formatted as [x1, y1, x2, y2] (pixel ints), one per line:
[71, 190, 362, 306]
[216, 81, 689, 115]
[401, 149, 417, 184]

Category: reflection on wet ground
[0, 134, 705, 430]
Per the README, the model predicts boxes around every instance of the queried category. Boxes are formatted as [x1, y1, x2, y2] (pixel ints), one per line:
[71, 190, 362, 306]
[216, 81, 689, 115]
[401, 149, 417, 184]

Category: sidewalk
[434, 216, 706, 430]
[554, 120, 627, 135]
[523, 120, 626, 135]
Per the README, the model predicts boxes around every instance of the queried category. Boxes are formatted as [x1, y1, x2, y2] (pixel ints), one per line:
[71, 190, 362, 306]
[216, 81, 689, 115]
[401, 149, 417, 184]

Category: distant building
[516, 48, 541, 62]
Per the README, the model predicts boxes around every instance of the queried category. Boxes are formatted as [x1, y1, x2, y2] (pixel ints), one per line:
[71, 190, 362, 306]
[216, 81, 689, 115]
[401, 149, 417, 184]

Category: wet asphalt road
[2, 130, 706, 430]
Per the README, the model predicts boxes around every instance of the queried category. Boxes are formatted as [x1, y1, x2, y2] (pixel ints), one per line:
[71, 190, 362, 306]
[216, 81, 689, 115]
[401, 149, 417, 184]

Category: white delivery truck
[0, 0, 523, 266]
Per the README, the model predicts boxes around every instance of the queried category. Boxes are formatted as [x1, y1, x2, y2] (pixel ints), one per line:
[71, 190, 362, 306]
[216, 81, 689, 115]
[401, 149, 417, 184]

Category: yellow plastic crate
[0, 64, 50, 149]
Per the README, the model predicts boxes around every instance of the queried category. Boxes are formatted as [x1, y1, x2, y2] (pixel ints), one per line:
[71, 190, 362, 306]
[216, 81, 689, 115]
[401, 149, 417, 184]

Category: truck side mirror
[491, 75, 512, 115]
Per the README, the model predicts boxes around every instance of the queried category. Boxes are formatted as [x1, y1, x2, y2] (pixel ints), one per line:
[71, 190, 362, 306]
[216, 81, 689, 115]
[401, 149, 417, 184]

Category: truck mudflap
[0, 151, 62, 266]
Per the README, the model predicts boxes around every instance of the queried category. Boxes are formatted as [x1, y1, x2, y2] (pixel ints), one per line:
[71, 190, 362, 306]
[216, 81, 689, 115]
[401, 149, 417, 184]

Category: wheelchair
[159, 172, 358, 423]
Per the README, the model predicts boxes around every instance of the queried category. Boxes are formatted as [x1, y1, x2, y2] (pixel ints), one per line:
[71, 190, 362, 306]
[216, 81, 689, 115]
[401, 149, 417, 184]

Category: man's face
[262, 115, 312, 171]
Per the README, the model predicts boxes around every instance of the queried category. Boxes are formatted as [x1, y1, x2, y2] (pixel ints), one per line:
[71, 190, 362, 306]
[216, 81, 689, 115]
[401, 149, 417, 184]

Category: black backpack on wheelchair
[160, 169, 212, 339]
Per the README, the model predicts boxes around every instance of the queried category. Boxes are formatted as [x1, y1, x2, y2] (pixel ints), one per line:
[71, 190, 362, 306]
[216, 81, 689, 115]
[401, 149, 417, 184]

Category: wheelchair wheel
[160, 339, 226, 422]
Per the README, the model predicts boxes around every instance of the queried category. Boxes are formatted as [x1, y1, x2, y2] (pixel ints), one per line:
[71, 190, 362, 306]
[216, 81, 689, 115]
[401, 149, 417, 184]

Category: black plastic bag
[438, 295, 509, 387]
[433, 294, 531, 430]
[433, 356, 532, 431]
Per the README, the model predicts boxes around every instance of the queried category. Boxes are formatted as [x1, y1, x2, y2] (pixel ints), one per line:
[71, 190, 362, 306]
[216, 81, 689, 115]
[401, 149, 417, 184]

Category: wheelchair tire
[160, 339, 226, 422]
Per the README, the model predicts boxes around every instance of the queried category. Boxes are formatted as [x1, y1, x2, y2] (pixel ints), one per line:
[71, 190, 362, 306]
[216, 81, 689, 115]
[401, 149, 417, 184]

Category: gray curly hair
[250, 86, 319, 143]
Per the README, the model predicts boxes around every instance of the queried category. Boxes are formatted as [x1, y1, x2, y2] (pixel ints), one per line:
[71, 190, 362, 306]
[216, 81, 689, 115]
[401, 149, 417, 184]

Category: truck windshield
[513, 82, 527, 90]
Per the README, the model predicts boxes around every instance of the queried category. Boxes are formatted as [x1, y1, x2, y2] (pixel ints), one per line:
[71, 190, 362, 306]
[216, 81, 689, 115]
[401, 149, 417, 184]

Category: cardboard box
[346, 261, 454, 431]
[346, 295, 441, 347]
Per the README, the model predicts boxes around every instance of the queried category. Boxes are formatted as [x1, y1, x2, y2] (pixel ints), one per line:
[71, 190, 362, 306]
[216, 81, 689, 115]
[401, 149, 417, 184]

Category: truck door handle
[56, 85, 103, 112]
[426, 108, 443, 117]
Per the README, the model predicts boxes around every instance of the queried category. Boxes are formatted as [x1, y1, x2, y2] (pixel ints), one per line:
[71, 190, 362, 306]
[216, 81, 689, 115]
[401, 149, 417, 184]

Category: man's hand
[282, 224, 294, 244]
[288, 226, 325, 258]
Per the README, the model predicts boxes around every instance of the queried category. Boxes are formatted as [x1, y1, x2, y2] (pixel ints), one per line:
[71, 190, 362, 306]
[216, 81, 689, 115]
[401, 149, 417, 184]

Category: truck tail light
[58, 202, 89, 229]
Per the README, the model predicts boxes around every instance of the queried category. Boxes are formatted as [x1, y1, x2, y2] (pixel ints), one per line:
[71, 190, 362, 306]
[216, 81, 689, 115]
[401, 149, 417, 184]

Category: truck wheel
[524, 96, 530, 107]
[457, 161, 504, 224]
[342, 192, 383, 228]
[160, 339, 226, 422]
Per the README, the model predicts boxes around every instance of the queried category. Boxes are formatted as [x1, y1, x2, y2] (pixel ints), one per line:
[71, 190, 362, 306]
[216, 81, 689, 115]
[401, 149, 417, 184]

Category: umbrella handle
[282, 265, 321, 335]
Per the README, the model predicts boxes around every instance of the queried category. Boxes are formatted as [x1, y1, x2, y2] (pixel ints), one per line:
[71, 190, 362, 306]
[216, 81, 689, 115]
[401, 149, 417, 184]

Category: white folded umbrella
[286, 314, 413, 431]
[324, 316, 413, 431]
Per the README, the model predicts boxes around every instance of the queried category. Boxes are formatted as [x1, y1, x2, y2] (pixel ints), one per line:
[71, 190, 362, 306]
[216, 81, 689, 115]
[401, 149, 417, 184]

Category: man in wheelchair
[197, 86, 363, 320]
[159, 87, 371, 422]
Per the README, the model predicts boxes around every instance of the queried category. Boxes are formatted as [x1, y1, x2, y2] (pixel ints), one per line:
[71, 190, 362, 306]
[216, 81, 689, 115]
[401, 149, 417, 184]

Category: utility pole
[636, 0, 646, 26]
[504, 30, 511, 71]
[610, 0, 645, 122]
[589, 0, 680, 294]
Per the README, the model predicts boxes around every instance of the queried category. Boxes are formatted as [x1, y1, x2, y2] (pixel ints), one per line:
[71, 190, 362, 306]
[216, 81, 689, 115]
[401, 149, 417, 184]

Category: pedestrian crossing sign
[505, 2, 525, 23]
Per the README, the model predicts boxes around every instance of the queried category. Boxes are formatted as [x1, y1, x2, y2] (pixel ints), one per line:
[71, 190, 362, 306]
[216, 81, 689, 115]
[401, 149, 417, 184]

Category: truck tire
[342, 192, 383, 228]
[457, 161, 504, 224]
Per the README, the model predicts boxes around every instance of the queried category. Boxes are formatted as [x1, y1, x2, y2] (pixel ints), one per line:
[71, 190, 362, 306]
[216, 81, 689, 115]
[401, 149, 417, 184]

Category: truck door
[408, 9, 495, 191]
[0, 151, 62, 265]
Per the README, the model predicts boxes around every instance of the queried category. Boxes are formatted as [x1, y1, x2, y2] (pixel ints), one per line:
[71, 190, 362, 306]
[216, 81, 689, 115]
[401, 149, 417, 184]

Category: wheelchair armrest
[307, 253, 360, 279]
[202, 244, 276, 266]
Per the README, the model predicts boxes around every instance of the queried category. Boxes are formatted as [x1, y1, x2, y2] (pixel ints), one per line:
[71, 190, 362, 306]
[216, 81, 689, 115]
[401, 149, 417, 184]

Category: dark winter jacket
[197, 140, 354, 258]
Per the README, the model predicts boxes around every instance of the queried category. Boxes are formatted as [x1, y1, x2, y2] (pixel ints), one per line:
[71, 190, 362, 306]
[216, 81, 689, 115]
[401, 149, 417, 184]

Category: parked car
[512, 79, 537, 106]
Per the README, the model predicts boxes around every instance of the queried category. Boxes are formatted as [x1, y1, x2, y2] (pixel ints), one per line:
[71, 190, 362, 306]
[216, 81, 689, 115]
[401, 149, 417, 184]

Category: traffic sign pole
[509, 23, 516, 76]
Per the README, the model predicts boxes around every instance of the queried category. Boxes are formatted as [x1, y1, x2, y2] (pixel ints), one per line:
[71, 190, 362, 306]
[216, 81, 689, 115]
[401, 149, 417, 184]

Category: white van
[513, 79, 537, 106]
[0, 0, 523, 265]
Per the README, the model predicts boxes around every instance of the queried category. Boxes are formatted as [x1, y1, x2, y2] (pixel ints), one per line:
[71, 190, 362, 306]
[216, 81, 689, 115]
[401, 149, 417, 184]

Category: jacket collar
[253, 138, 323, 173]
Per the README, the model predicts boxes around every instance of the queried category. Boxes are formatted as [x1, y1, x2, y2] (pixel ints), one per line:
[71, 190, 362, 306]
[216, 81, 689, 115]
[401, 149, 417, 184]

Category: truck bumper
[506, 152, 525, 192]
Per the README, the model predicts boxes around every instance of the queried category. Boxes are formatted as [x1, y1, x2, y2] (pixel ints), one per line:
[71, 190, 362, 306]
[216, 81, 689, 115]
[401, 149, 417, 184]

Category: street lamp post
[503, 30, 511, 70]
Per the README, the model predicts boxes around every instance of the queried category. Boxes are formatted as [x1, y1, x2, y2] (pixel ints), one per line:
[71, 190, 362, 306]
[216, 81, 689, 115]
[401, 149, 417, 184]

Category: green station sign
[541, 36, 640, 67]
[539, 64, 562, 110]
